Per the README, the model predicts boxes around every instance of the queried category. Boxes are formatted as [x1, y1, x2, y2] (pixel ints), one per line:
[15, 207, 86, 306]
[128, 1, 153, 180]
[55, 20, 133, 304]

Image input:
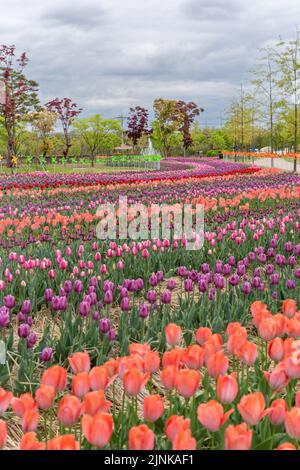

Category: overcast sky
[0, 0, 299, 126]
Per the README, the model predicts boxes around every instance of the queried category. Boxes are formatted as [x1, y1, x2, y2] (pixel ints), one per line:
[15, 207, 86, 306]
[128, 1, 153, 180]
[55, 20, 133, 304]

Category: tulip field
[0, 157, 300, 451]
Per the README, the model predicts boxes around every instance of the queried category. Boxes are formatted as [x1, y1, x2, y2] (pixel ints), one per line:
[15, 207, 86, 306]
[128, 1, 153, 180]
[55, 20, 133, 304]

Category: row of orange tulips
[1, 300, 300, 450]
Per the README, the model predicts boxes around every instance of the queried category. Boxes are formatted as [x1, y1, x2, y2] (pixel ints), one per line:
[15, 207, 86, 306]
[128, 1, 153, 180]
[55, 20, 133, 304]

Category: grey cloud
[40, 3, 105, 29]
[182, 0, 244, 21]
[0, 0, 299, 126]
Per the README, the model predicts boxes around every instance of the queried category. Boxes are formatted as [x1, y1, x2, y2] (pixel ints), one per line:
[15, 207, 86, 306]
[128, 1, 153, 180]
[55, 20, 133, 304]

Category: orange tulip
[195, 326, 212, 345]
[104, 358, 119, 377]
[283, 338, 298, 357]
[282, 299, 297, 319]
[0, 419, 7, 449]
[20, 432, 45, 450]
[161, 365, 177, 390]
[11, 393, 37, 417]
[123, 367, 149, 396]
[57, 395, 81, 426]
[68, 351, 91, 374]
[217, 373, 238, 404]
[250, 300, 268, 318]
[81, 390, 112, 416]
[206, 350, 229, 378]
[285, 318, 300, 338]
[165, 323, 182, 346]
[72, 372, 90, 398]
[47, 434, 80, 450]
[173, 429, 196, 450]
[273, 314, 286, 337]
[35, 385, 55, 410]
[227, 333, 247, 355]
[210, 334, 223, 351]
[129, 343, 151, 358]
[165, 415, 190, 441]
[175, 369, 201, 398]
[82, 413, 113, 448]
[258, 317, 277, 341]
[0, 387, 12, 415]
[238, 341, 258, 366]
[128, 424, 155, 450]
[22, 409, 39, 432]
[285, 407, 300, 439]
[143, 395, 164, 422]
[41, 365, 67, 391]
[225, 423, 252, 450]
[276, 442, 296, 450]
[202, 341, 216, 364]
[237, 392, 267, 426]
[144, 351, 160, 373]
[162, 347, 183, 368]
[226, 322, 247, 338]
[118, 355, 144, 378]
[182, 344, 204, 369]
[197, 400, 233, 432]
[89, 366, 112, 391]
[268, 398, 287, 426]
[268, 338, 284, 362]
[263, 363, 289, 391]
[283, 352, 300, 378]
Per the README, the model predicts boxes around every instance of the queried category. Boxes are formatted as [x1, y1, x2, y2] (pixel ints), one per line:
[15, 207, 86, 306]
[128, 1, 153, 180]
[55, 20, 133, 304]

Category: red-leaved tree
[0, 45, 40, 168]
[127, 106, 150, 148]
[176, 100, 204, 156]
[45, 97, 82, 159]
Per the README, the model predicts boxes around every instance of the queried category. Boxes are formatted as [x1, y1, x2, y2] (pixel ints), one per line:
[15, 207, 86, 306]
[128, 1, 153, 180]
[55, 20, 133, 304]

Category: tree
[152, 98, 183, 158]
[73, 114, 122, 166]
[176, 100, 203, 156]
[27, 109, 57, 158]
[251, 48, 283, 156]
[0, 45, 40, 168]
[151, 120, 182, 156]
[45, 97, 82, 159]
[274, 29, 300, 171]
[127, 106, 150, 149]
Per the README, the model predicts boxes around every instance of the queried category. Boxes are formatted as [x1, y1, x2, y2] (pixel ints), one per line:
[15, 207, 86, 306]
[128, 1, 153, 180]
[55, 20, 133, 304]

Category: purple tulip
[139, 303, 150, 319]
[79, 300, 90, 317]
[242, 282, 252, 295]
[3, 295, 15, 309]
[18, 323, 30, 338]
[184, 279, 193, 292]
[108, 329, 116, 341]
[270, 273, 280, 285]
[92, 311, 100, 321]
[149, 273, 158, 287]
[167, 279, 176, 290]
[103, 290, 113, 305]
[21, 300, 31, 315]
[100, 317, 111, 333]
[0, 306, 9, 327]
[147, 290, 157, 304]
[74, 280, 83, 293]
[27, 332, 37, 349]
[40, 347, 53, 362]
[120, 297, 130, 312]
[161, 290, 171, 304]
[44, 288, 53, 302]
[286, 280, 296, 290]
